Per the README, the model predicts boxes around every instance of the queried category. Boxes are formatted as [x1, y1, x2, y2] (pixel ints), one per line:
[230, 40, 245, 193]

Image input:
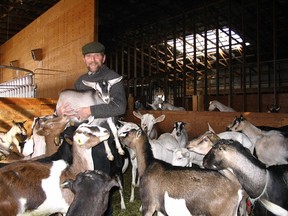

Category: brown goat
[117, 121, 244, 216]
[35, 114, 70, 156]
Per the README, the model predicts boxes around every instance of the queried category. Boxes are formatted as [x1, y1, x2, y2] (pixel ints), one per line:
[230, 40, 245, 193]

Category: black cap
[82, 42, 105, 55]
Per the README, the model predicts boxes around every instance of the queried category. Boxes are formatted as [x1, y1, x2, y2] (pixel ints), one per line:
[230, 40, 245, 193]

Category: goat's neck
[217, 103, 230, 111]
[5, 127, 16, 139]
[67, 142, 94, 175]
[241, 120, 262, 139]
[230, 151, 267, 198]
[45, 135, 60, 156]
[134, 136, 154, 177]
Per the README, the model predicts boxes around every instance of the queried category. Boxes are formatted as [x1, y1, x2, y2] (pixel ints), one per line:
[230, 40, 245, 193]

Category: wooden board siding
[0, 98, 56, 135]
[0, 0, 96, 98]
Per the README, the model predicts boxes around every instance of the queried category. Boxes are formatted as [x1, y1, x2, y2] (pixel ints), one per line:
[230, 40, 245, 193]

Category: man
[58, 41, 127, 215]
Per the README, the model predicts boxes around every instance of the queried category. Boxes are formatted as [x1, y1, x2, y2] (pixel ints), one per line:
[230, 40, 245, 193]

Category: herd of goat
[0, 78, 287, 215]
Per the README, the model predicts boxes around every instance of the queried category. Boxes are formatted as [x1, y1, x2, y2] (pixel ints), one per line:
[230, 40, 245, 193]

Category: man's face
[83, 53, 106, 73]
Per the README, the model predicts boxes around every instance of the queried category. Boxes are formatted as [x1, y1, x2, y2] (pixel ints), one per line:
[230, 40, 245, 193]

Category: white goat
[208, 100, 236, 112]
[170, 147, 204, 167]
[227, 115, 288, 166]
[56, 77, 124, 160]
[132, 111, 165, 140]
[150, 132, 180, 165]
[147, 97, 163, 110]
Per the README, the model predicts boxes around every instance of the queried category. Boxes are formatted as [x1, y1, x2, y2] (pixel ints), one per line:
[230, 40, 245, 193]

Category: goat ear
[133, 111, 142, 119]
[82, 80, 96, 89]
[109, 76, 123, 86]
[207, 123, 215, 133]
[155, 114, 165, 123]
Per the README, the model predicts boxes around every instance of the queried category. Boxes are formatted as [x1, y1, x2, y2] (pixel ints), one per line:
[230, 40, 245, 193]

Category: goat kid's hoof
[118, 149, 125, 155]
[107, 154, 114, 161]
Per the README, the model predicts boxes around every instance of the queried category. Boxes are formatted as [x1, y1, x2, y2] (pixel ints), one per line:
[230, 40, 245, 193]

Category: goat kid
[62, 170, 119, 216]
[171, 121, 188, 148]
[0, 120, 27, 154]
[0, 123, 110, 215]
[203, 139, 288, 216]
[118, 121, 244, 216]
[56, 77, 124, 160]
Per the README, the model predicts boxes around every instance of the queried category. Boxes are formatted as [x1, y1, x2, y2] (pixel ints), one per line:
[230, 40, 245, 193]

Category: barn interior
[0, 1, 288, 215]
[0, 0, 288, 113]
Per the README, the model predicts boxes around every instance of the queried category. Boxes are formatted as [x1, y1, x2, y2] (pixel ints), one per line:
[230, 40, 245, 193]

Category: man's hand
[57, 103, 77, 117]
[76, 107, 91, 121]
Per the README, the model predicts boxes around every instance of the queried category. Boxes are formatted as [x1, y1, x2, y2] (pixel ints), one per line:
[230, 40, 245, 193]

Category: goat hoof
[118, 149, 125, 155]
[107, 155, 114, 161]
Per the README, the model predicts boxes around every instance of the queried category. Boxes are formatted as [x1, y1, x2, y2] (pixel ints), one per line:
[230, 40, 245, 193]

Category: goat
[0, 123, 110, 215]
[117, 121, 244, 216]
[187, 125, 255, 155]
[56, 77, 124, 160]
[132, 111, 165, 140]
[171, 121, 188, 148]
[170, 147, 204, 167]
[33, 114, 70, 157]
[0, 120, 27, 154]
[267, 105, 281, 113]
[149, 132, 180, 164]
[146, 97, 163, 110]
[203, 139, 288, 216]
[227, 114, 288, 166]
[62, 170, 119, 216]
[162, 101, 186, 111]
[208, 100, 236, 112]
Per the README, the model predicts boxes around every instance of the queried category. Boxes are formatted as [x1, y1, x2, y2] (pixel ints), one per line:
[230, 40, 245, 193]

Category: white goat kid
[0, 120, 27, 154]
[208, 100, 236, 112]
[56, 77, 124, 160]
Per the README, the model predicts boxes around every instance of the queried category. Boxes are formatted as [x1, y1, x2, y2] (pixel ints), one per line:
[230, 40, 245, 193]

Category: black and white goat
[118, 121, 244, 216]
[62, 170, 119, 216]
[171, 121, 188, 148]
[203, 139, 288, 216]
[56, 77, 124, 160]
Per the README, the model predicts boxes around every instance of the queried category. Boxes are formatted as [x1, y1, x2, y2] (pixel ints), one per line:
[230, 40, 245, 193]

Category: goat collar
[249, 170, 269, 204]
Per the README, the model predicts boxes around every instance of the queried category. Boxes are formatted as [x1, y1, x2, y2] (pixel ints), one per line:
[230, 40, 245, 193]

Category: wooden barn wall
[124, 110, 288, 140]
[0, 98, 57, 135]
[0, 0, 96, 98]
[1, 98, 288, 139]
